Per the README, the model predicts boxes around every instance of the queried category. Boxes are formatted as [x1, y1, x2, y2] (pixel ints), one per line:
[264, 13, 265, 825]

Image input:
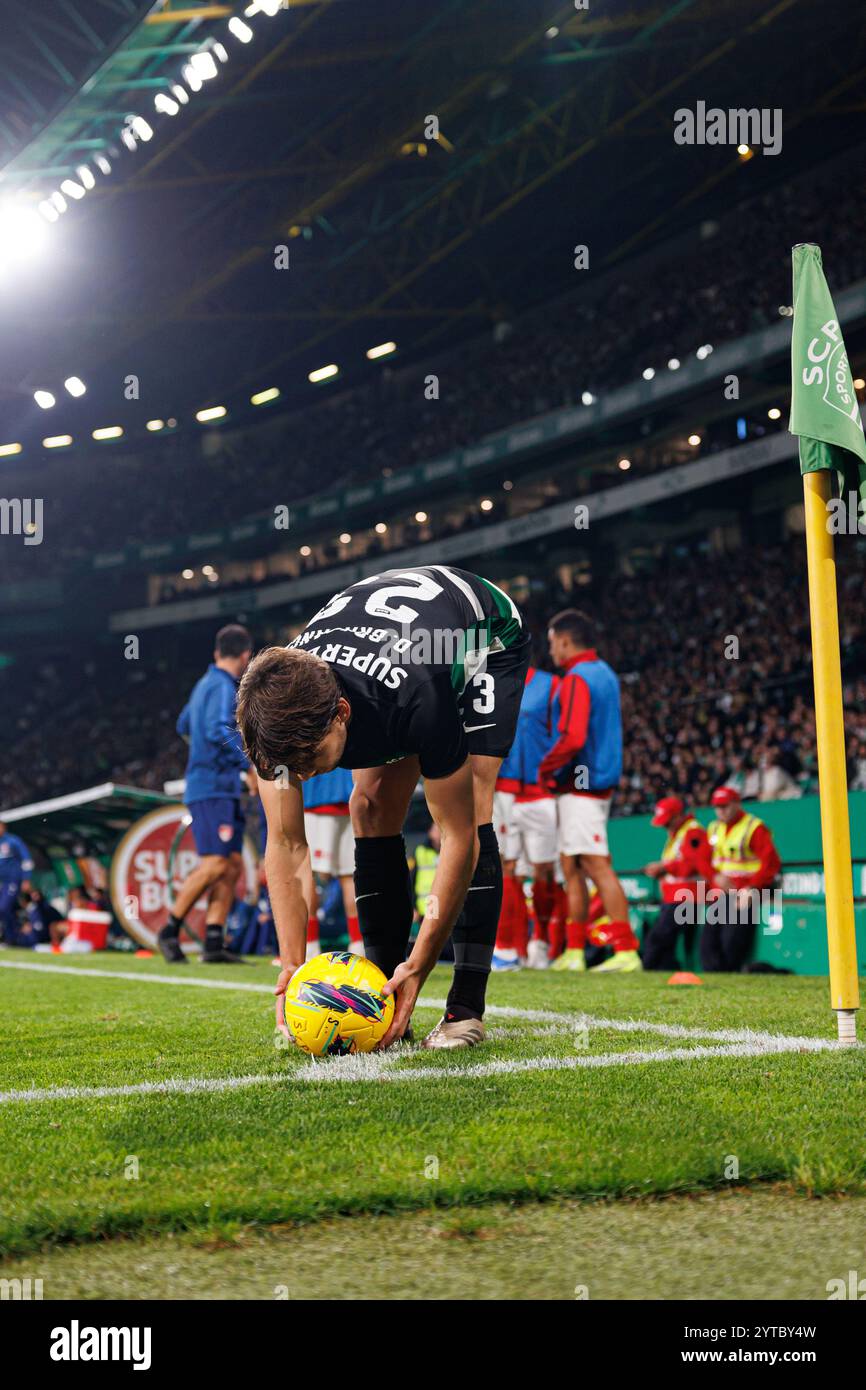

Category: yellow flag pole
[802, 469, 859, 1042]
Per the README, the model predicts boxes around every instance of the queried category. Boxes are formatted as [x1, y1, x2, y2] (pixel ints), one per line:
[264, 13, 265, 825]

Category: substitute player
[236, 565, 531, 1049]
[540, 608, 641, 972]
[159, 624, 255, 965]
[0, 819, 35, 944]
[492, 663, 562, 970]
[302, 766, 361, 957]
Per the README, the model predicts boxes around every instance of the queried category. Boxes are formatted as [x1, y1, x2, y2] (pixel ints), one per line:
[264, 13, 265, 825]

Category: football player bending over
[236, 566, 530, 1049]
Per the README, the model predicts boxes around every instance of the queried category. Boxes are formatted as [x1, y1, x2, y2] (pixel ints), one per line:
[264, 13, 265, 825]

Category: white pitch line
[0, 1035, 853, 1106]
[0, 957, 853, 1051]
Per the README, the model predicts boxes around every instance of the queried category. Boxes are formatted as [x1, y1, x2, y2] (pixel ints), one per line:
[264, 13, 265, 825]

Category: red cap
[651, 795, 684, 827]
[711, 785, 741, 808]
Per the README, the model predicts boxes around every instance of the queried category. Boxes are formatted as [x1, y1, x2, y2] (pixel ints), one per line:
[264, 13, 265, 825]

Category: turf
[1, 950, 865, 1264]
[2, 1190, 863, 1300]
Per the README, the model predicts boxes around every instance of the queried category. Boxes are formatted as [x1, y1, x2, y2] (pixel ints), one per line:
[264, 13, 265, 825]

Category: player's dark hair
[215, 623, 253, 658]
[548, 607, 595, 648]
[236, 646, 341, 779]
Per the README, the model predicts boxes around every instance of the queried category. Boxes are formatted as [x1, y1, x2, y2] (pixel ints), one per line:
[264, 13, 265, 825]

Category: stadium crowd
[3, 537, 866, 820]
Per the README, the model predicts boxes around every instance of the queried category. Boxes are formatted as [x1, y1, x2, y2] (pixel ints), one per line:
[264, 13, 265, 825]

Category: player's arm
[380, 759, 476, 1046]
[259, 772, 313, 1035]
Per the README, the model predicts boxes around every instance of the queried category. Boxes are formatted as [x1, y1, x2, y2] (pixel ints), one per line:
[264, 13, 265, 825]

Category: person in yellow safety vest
[412, 823, 442, 929]
[641, 796, 712, 971]
[701, 786, 781, 973]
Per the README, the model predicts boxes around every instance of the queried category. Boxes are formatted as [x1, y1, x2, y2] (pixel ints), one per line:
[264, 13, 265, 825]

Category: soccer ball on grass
[283, 951, 394, 1056]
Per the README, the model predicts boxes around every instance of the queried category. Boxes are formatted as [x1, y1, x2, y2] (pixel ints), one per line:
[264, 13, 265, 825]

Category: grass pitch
[1, 949, 865, 1297]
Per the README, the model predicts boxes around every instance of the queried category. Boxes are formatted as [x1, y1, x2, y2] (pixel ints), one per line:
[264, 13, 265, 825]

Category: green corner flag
[789, 243, 866, 512]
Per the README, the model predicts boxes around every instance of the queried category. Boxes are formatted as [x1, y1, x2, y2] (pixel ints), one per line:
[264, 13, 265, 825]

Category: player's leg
[492, 791, 525, 971]
[579, 851, 641, 972]
[160, 847, 229, 963]
[525, 798, 558, 968]
[425, 634, 530, 1048]
[335, 814, 362, 954]
[200, 851, 246, 963]
[350, 756, 420, 981]
[551, 851, 589, 970]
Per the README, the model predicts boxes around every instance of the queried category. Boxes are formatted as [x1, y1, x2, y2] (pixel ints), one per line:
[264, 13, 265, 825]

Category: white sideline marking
[0, 1035, 853, 1106]
[0, 957, 852, 1049]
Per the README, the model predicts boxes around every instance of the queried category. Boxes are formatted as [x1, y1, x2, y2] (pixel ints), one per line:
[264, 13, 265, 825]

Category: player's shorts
[458, 629, 532, 759]
[304, 810, 355, 877]
[494, 794, 558, 865]
[188, 798, 245, 857]
[557, 793, 612, 857]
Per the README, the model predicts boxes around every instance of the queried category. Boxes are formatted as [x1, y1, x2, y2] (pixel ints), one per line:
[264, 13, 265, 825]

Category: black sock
[446, 822, 502, 1020]
[353, 835, 413, 980]
[205, 923, 223, 952]
[161, 913, 184, 940]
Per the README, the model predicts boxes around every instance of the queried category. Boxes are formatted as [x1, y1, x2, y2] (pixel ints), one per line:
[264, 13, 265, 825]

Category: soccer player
[301, 766, 361, 957]
[159, 624, 255, 965]
[539, 608, 641, 972]
[492, 664, 563, 970]
[236, 565, 531, 1049]
[0, 819, 34, 945]
[701, 786, 781, 972]
[641, 796, 712, 971]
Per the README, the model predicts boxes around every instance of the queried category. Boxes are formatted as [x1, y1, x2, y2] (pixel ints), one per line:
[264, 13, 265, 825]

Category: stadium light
[182, 568, 194, 579]
[146, 419, 165, 432]
[202, 564, 215, 577]
[95, 154, 112, 175]
[33, 391, 55, 409]
[618, 458, 631, 471]
[38, 201, 59, 223]
[696, 343, 714, 360]
[300, 545, 311, 557]
[250, 387, 280, 406]
[767, 408, 782, 421]
[154, 93, 180, 116]
[308, 364, 339, 384]
[667, 357, 681, 370]
[182, 65, 203, 93]
[339, 533, 352, 544]
[121, 126, 137, 151]
[228, 16, 254, 42]
[546, 26, 560, 38]
[43, 434, 72, 449]
[480, 498, 494, 511]
[688, 433, 701, 446]
[92, 426, 123, 441]
[76, 166, 96, 190]
[0, 205, 47, 259]
[246, 0, 281, 15]
[0, 442, 22, 457]
[195, 405, 227, 422]
[855, 378, 865, 391]
[375, 522, 388, 534]
[191, 52, 218, 81]
[642, 367, 655, 381]
[366, 341, 397, 360]
[64, 377, 86, 398]
[581, 390, 595, 406]
[60, 179, 85, 200]
[50, 191, 68, 215]
[131, 117, 154, 142]
[171, 84, 190, 106]
[414, 511, 428, 523]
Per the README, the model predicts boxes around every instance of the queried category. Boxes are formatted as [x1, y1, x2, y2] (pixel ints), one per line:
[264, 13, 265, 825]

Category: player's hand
[379, 960, 423, 1049]
[274, 963, 301, 1039]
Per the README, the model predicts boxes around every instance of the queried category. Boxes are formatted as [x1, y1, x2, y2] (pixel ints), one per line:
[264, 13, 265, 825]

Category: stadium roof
[1, 0, 865, 440]
[1, 781, 173, 859]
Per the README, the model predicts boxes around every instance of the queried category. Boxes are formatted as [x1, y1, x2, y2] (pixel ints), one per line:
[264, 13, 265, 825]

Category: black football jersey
[286, 565, 524, 778]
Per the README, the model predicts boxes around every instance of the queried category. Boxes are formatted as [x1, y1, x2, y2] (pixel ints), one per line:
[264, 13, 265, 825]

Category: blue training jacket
[302, 767, 354, 810]
[0, 831, 34, 883]
[177, 664, 249, 802]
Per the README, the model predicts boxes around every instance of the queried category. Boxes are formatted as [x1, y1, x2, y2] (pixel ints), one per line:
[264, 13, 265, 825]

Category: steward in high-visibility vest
[414, 841, 440, 919]
[700, 786, 782, 974]
[707, 787, 781, 891]
[640, 796, 712, 971]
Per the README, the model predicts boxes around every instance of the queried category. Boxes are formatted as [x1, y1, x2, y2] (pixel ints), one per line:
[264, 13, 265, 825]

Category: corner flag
[789, 243, 862, 1042]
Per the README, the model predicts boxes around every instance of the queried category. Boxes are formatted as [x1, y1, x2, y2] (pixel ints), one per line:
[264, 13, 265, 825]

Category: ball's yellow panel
[283, 951, 394, 1056]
